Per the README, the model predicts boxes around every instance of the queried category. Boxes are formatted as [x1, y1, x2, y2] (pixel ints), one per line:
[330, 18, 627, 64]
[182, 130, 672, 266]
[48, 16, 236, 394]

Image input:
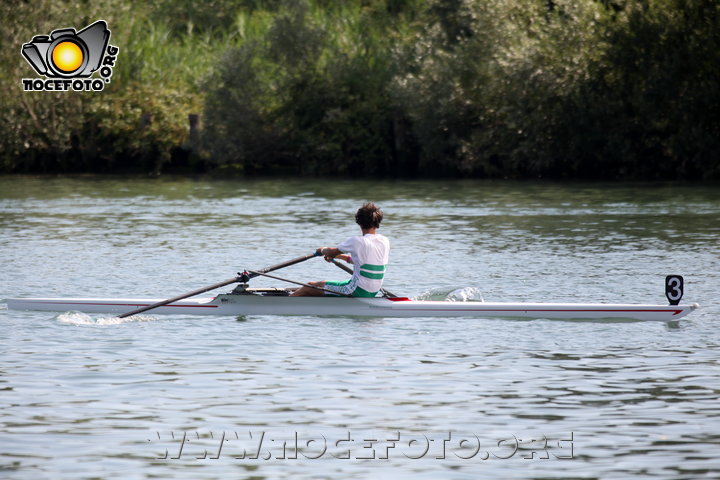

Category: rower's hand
[317, 247, 334, 262]
[332, 254, 352, 263]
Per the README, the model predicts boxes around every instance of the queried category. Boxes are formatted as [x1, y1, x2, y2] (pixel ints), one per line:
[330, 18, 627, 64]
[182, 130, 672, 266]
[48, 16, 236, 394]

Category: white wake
[56, 311, 159, 325]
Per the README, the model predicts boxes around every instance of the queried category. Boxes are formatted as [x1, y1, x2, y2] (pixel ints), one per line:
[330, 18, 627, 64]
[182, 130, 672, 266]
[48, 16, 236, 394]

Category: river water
[1, 176, 718, 479]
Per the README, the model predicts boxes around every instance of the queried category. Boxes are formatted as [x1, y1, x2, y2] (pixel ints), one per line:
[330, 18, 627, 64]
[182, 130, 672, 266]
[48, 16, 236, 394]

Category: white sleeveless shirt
[337, 233, 390, 294]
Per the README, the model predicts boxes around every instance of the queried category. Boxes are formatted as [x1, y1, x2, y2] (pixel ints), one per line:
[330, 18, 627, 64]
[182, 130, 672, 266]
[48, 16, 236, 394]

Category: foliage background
[1, 0, 718, 178]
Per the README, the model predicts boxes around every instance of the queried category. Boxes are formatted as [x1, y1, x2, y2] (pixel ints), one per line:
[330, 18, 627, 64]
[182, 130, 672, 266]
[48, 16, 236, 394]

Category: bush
[2, 0, 718, 179]
[203, 0, 404, 175]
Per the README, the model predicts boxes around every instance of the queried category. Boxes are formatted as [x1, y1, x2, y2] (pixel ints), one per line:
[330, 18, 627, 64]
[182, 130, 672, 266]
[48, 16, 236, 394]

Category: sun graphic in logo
[51, 41, 84, 73]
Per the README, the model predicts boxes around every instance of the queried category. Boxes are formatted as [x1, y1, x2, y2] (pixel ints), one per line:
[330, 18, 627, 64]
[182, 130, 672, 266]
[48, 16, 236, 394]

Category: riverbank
[3, 1, 718, 180]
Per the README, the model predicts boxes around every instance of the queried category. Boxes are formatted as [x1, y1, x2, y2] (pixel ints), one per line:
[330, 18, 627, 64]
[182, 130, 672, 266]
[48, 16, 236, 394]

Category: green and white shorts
[324, 279, 378, 298]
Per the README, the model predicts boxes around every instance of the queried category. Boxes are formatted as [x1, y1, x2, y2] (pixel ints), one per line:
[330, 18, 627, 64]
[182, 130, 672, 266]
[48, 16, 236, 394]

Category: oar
[247, 270, 351, 296]
[118, 276, 242, 318]
[330, 259, 399, 298]
[118, 252, 320, 318]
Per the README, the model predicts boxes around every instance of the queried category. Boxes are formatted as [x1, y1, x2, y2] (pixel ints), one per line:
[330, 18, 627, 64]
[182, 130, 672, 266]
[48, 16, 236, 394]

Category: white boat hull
[5, 294, 699, 321]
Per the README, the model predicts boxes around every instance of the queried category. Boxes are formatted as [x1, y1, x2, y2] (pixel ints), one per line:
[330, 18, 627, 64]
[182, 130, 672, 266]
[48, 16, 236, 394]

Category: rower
[291, 202, 390, 297]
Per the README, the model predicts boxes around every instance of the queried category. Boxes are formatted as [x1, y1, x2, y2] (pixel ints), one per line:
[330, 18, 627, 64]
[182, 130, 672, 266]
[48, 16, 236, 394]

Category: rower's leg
[290, 281, 327, 297]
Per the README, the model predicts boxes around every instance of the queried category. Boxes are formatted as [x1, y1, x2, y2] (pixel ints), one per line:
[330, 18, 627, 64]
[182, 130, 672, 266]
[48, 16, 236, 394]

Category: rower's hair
[355, 202, 383, 229]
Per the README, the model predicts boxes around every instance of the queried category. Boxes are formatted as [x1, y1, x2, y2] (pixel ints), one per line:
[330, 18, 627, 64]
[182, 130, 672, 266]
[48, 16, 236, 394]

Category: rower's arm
[318, 247, 352, 263]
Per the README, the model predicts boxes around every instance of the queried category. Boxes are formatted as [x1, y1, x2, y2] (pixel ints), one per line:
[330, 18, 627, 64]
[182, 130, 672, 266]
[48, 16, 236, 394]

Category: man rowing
[291, 202, 390, 297]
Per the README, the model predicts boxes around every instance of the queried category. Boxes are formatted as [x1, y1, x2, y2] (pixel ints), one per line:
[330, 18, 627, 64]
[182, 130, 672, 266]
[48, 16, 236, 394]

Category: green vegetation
[2, 0, 718, 178]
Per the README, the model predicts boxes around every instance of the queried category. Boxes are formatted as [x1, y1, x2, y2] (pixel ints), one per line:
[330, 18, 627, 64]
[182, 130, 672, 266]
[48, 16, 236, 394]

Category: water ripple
[1, 178, 719, 479]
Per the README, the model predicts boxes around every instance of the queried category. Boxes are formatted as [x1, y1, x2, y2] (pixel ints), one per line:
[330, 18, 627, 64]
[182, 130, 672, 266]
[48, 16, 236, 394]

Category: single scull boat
[3, 253, 699, 321]
[5, 287, 698, 321]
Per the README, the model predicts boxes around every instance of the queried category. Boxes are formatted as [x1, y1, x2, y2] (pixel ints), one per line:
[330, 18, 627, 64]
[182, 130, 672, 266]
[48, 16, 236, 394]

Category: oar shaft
[118, 277, 240, 318]
[331, 258, 354, 275]
[332, 258, 353, 275]
[247, 270, 351, 297]
[119, 252, 321, 318]
[250, 252, 320, 278]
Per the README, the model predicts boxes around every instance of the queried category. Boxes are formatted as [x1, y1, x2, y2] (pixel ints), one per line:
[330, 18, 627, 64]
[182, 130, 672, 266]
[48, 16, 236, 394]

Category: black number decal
[665, 275, 684, 305]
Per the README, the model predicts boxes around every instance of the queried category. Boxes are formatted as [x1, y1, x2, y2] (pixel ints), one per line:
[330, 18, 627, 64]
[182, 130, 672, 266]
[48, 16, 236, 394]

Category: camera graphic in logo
[21, 20, 119, 91]
[22, 20, 110, 77]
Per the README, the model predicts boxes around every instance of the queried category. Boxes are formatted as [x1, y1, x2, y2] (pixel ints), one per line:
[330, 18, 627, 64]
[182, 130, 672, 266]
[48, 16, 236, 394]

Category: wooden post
[187, 113, 199, 151]
[189, 113, 199, 133]
[140, 113, 152, 130]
